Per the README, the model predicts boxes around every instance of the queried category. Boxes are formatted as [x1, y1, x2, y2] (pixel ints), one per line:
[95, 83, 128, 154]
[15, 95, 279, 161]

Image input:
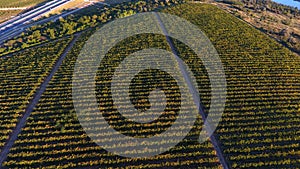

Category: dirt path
[154, 13, 230, 169]
[0, 33, 81, 166]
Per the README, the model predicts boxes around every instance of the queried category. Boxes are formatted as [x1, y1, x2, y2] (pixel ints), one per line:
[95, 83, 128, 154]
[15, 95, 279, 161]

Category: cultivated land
[0, 0, 48, 23]
[0, 10, 22, 23]
[165, 4, 300, 168]
[0, 0, 47, 8]
[0, 38, 71, 151]
[0, 2, 299, 169]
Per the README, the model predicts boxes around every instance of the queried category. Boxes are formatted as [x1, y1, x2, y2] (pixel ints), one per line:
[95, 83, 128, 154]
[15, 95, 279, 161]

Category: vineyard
[0, 2, 299, 169]
[0, 38, 71, 152]
[0, 0, 47, 8]
[2, 31, 222, 168]
[0, 0, 48, 23]
[165, 4, 300, 168]
[0, 10, 22, 23]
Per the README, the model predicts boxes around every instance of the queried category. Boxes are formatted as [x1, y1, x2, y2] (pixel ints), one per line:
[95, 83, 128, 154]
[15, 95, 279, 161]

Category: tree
[48, 29, 56, 39]
[32, 30, 41, 41]
[118, 10, 136, 18]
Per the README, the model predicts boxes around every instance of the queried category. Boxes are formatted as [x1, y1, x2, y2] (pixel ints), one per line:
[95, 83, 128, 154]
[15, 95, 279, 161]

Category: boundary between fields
[154, 12, 230, 169]
[0, 33, 81, 167]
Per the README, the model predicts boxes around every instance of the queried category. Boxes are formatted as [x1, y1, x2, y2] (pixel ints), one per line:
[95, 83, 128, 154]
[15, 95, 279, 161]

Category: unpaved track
[154, 13, 230, 169]
[0, 33, 81, 167]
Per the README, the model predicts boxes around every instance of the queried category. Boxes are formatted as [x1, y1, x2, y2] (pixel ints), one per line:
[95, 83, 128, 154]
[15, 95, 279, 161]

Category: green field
[0, 2, 299, 169]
